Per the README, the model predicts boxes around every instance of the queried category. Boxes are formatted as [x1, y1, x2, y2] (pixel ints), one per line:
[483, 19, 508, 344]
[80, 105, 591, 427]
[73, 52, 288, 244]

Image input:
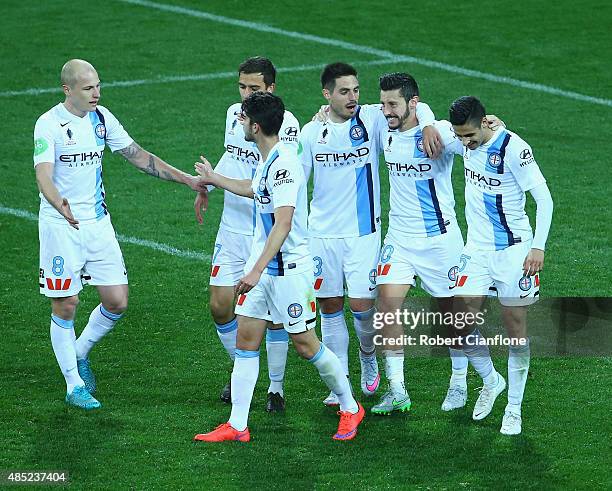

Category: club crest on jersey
[488, 153, 502, 167]
[350, 125, 364, 141]
[318, 127, 328, 144]
[385, 135, 393, 152]
[448, 266, 459, 282]
[416, 137, 424, 153]
[228, 119, 238, 135]
[288, 303, 303, 318]
[64, 128, 77, 146]
[518, 275, 532, 291]
[95, 123, 106, 140]
[369, 269, 377, 285]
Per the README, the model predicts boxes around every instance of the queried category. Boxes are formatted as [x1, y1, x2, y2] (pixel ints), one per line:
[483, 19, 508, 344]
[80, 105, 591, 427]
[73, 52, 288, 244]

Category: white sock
[50, 315, 84, 393]
[75, 304, 123, 360]
[309, 344, 358, 413]
[215, 317, 238, 362]
[383, 350, 405, 393]
[321, 310, 349, 376]
[463, 330, 499, 387]
[266, 328, 288, 396]
[449, 347, 468, 388]
[228, 349, 259, 431]
[507, 339, 530, 415]
[351, 307, 376, 353]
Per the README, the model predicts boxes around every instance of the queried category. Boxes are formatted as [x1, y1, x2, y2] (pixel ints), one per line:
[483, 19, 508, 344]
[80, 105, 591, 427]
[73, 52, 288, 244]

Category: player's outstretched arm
[117, 141, 205, 192]
[523, 182, 554, 276]
[235, 206, 294, 295]
[35, 162, 79, 229]
[194, 156, 254, 198]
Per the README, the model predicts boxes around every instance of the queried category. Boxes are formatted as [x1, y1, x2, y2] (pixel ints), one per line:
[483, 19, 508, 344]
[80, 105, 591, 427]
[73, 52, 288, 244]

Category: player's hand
[194, 191, 208, 224]
[235, 269, 262, 296]
[523, 248, 544, 276]
[187, 174, 209, 193]
[422, 125, 443, 159]
[59, 198, 79, 230]
[194, 156, 216, 186]
[486, 114, 506, 130]
[313, 105, 330, 122]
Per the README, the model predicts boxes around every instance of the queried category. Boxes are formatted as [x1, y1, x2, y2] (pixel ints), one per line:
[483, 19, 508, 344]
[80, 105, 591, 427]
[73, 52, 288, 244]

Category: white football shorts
[310, 231, 380, 299]
[377, 224, 464, 298]
[39, 215, 127, 298]
[234, 266, 317, 334]
[209, 228, 253, 287]
[449, 240, 540, 306]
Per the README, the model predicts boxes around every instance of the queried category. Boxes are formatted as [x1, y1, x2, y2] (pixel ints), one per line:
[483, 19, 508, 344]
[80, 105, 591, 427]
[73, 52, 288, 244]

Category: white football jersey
[300, 104, 385, 238]
[33, 103, 133, 223]
[249, 141, 310, 276]
[380, 120, 463, 237]
[461, 127, 546, 251]
[215, 102, 300, 235]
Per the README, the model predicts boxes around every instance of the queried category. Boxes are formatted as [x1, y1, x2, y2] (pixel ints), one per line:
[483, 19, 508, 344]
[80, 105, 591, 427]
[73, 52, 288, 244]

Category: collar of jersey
[264, 141, 282, 162]
[58, 102, 91, 122]
[480, 126, 506, 149]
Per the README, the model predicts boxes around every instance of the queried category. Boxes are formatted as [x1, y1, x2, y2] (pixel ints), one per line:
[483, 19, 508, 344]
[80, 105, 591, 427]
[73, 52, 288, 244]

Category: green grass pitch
[1, 0, 610, 488]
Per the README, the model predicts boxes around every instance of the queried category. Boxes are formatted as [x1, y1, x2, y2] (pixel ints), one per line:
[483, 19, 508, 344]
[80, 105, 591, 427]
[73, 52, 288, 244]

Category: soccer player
[373, 72, 468, 415]
[448, 95, 553, 435]
[34, 59, 207, 410]
[194, 57, 298, 412]
[193, 92, 364, 442]
[299, 63, 439, 406]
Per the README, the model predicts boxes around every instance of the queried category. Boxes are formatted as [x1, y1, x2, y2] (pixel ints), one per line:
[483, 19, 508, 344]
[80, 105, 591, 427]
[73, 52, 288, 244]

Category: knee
[349, 298, 374, 313]
[236, 331, 260, 351]
[319, 297, 344, 314]
[53, 295, 79, 319]
[102, 295, 128, 315]
[210, 297, 229, 320]
[209, 291, 233, 323]
[376, 295, 397, 315]
[294, 341, 317, 360]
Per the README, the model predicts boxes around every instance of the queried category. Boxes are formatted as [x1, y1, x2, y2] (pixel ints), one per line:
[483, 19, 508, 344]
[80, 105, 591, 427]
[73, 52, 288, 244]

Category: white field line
[115, 0, 612, 108]
[0, 59, 394, 98]
[0, 205, 210, 263]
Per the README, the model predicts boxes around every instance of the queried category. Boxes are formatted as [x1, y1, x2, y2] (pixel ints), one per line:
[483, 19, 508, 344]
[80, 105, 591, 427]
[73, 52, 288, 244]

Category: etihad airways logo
[386, 162, 431, 173]
[314, 147, 369, 163]
[226, 144, 260, 161]
[464, 167, 501, 187]
[59, 150, 104, 165]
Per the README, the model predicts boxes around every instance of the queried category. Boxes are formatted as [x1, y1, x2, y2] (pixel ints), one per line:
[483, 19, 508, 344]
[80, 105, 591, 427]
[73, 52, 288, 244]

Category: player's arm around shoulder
[435, 120, 464, 157]
[415, 102, 444, 159]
